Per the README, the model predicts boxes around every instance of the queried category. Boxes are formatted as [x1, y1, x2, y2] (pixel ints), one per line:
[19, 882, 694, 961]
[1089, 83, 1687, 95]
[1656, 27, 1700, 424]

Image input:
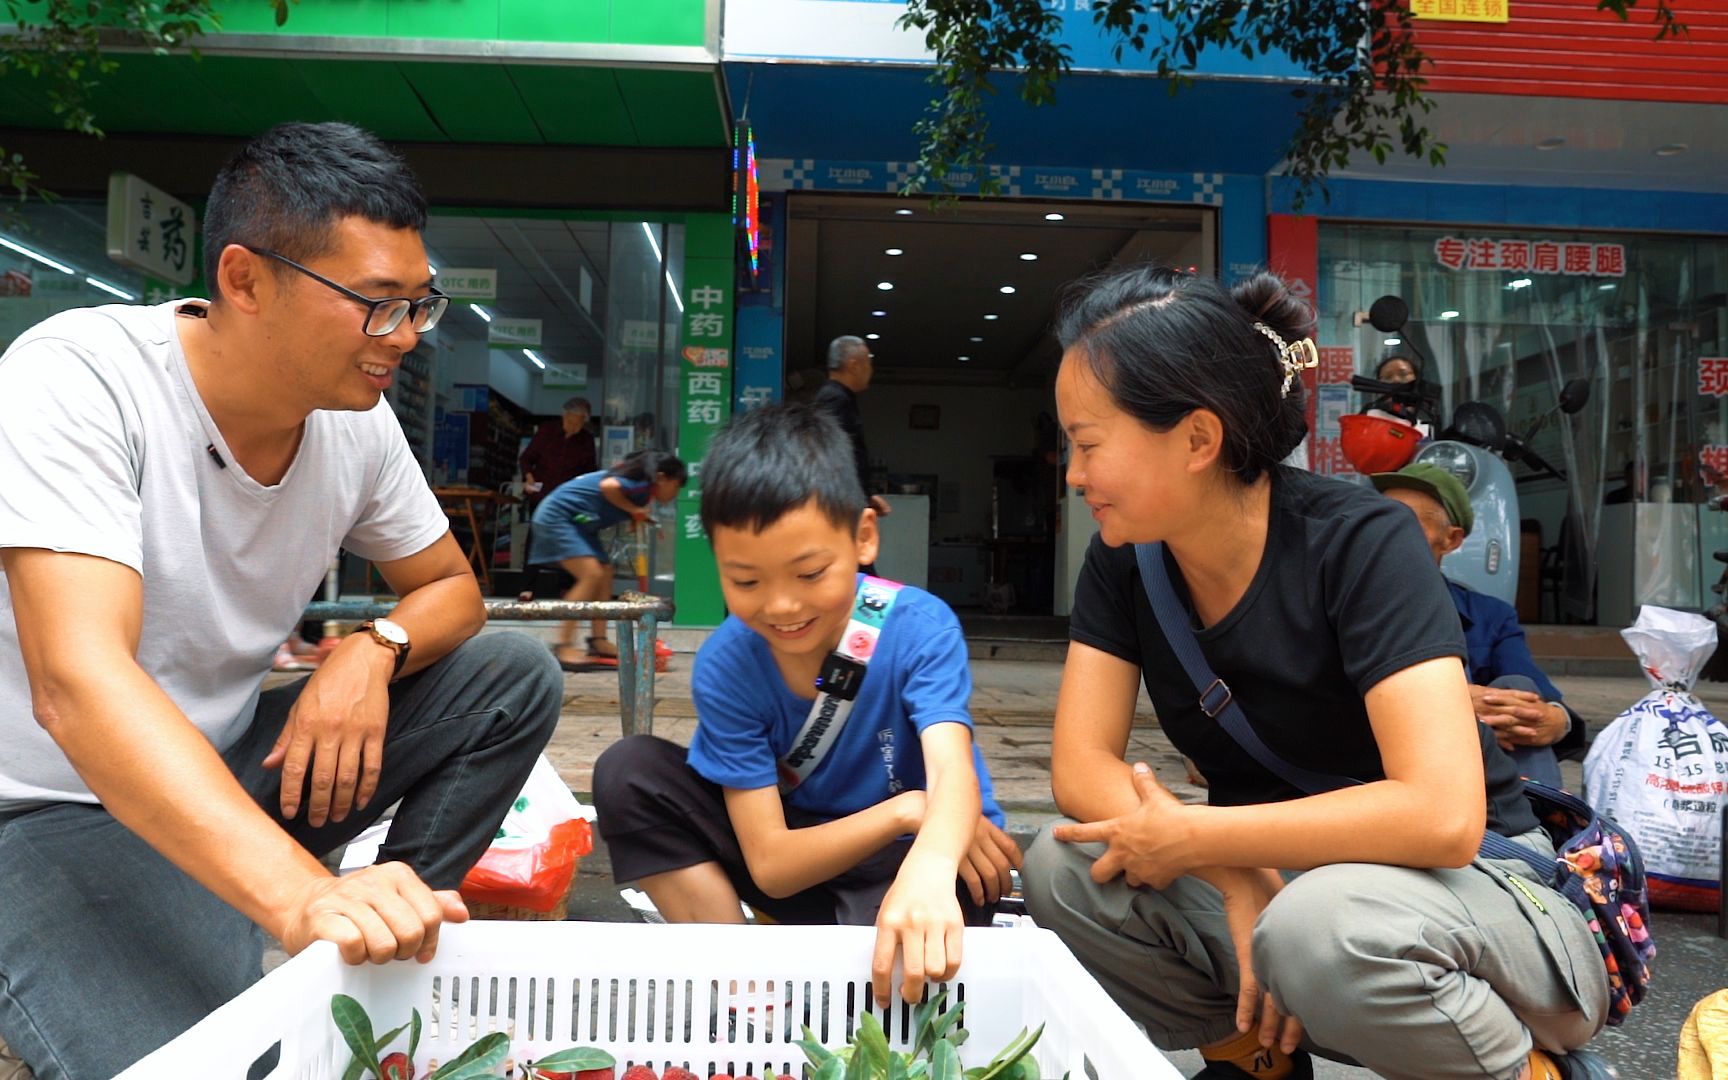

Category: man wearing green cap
[1372, 463, 1583, 787]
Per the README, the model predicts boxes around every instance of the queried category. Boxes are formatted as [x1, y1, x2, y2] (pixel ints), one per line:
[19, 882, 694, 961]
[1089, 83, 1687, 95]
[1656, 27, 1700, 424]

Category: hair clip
[1254, 322, 1320, 398]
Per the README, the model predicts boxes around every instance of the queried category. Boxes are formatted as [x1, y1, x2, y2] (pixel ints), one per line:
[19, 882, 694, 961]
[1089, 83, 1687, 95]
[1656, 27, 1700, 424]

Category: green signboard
[209, 0, 709, 49]
[672, 215, 736, 625]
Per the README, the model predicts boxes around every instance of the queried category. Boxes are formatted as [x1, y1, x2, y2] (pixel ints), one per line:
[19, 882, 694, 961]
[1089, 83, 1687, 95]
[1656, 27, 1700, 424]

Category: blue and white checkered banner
[760, 159, 1225, 207]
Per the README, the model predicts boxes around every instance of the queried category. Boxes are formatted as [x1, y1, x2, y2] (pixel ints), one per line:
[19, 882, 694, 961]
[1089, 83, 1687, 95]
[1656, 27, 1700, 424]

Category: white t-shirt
[0, 301, 449, 808]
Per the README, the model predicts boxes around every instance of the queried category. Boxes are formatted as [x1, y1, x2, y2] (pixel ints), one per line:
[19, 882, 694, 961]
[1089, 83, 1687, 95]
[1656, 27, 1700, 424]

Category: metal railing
[304, 596, 674, 735]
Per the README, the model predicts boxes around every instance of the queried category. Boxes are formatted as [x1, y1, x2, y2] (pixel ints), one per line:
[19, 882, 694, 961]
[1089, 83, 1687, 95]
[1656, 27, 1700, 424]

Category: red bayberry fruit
[709, 1075, 735, 1080]
[379, 1052, 414, 1080]
[661, 1070, 699, 1080]
[620, 1067, 659, 1080]
[570, 1069, 615, 1080]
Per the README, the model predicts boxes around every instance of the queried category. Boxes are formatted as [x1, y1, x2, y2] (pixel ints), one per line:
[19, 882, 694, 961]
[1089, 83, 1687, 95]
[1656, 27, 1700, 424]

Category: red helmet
[1339, 413, 1421, 474]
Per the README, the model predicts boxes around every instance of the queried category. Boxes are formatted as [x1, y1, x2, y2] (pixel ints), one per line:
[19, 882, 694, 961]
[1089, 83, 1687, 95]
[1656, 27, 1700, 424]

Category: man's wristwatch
[357, 618, 411, 678]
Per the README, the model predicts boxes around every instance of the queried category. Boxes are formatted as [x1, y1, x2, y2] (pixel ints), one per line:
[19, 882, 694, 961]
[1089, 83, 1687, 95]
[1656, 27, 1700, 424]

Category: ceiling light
[1384, 337, 1402, 346]
[1019, 253, 1038, 261]
[969, 336, 983, 342]
[999, 285, 1016, 294]
[871, 309, 887, 317]
[984, 313, 1000, 320]
[877, 281, 894, 291]
[1439, 310, 1460, 319]
[0, 235, 74, 275]
[470, 304, 492, 323]
[1655, 143, 1688, 157]
[85, 276, 136, 301]
[866, 333, 880, 340]
[895, 208, 914, 216]
[1599, 282, 1617, 290]
[665, 272, 684, 313]
[1507, 278, 1533, 290]
[885, 248, 904, 256]
[1535, 137, 1566, 151]
[959, 355, 970, 362]
[641, 221, 663, 262]
[522, 349, 546, 370]
[1044, 212, 1064, 221]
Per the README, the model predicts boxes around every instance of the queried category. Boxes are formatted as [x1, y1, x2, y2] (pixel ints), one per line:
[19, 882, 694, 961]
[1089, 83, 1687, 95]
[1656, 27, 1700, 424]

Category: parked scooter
[1341, 296, 1590, 607]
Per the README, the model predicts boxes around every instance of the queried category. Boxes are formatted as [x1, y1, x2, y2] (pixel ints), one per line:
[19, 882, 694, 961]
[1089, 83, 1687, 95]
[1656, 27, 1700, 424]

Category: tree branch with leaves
[894, 0, 1686, 208]
[0, 0, 297, 203]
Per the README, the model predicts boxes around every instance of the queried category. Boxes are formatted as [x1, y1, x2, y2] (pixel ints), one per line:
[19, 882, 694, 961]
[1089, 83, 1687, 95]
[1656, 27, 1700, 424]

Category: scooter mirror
[1449, 401, 1507, 452]
[1368, 295, 1409, 334]
[1559, 378, 1591, 414]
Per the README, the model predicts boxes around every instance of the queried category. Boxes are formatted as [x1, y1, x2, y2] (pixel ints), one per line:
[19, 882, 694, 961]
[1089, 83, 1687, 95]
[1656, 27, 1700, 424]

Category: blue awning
[725, 61, 1309, 176]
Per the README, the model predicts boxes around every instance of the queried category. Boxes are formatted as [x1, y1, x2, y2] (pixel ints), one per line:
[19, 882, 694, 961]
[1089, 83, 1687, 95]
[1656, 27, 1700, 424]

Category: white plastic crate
[118, 923, 1177, 1079]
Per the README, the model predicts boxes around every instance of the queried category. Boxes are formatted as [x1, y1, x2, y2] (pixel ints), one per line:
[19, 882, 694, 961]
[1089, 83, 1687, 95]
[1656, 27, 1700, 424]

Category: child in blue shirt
[592, 403, 1018, 1007]
[529, 448, 685, 666]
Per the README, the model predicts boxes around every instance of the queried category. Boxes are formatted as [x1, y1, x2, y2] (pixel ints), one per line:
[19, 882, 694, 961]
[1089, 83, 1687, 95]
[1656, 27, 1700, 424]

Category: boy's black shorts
[592, 734, 997, 927]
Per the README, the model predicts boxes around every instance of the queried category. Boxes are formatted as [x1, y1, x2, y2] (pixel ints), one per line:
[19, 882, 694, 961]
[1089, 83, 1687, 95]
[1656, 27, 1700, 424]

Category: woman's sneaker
[1191, 1049, 1313, 1079]
[1542, 1049, 1619, 1079]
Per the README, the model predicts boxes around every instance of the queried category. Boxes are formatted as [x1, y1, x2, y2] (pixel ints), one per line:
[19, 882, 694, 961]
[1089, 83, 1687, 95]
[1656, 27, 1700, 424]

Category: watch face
[372, 618, 410, 647]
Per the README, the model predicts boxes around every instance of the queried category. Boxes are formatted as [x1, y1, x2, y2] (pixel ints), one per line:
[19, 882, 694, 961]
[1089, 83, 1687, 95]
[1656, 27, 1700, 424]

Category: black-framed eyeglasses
[243, 245, 448, 337]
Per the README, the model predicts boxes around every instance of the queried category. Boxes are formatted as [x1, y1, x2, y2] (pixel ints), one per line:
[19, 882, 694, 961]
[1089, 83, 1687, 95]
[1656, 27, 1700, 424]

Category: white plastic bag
[460, 755, 594, 913]
[1584, 606, 1727, 912]
[337, 756, 595, 913]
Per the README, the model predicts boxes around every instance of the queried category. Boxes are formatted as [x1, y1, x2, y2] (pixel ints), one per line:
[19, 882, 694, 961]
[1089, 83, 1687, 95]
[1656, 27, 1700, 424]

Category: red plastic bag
[459, 757, 594, 913]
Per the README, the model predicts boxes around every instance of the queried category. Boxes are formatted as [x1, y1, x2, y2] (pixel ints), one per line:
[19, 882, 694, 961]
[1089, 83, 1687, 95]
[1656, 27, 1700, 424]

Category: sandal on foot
[587, 636, 619, 659]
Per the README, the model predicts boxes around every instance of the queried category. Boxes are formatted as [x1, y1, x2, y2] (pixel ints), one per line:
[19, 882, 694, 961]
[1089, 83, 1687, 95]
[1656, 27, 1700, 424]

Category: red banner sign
[1434, 236, 1626, 277]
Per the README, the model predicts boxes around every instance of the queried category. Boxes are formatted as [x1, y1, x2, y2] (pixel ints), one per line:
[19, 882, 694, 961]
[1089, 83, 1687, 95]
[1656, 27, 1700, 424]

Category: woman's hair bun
[1231, 271, 1315, 347]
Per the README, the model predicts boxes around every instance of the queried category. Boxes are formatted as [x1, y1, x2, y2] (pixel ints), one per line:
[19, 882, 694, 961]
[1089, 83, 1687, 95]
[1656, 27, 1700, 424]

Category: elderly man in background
[1374, 463, 1584, 787]
[520, 395, 598, 503]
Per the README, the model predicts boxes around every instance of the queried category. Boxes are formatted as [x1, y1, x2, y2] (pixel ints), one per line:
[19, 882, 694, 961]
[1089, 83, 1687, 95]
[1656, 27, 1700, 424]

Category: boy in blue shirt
[593, 403, 1018, 1006]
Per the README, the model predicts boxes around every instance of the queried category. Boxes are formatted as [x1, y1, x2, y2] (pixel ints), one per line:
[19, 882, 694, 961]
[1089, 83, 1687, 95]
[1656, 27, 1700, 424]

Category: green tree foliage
[894, 0, 1686, 207]
[0, 1, 295, 201]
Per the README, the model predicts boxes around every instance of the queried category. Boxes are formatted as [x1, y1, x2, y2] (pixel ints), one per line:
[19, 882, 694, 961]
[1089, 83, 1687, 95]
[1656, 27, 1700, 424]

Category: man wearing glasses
[0, 122, 561, 1080]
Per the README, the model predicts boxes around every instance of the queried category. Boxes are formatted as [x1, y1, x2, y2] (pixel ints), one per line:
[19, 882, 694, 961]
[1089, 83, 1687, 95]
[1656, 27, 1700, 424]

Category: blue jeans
[1490, 674, 1564, 789]
[0, 631, 561, 1080]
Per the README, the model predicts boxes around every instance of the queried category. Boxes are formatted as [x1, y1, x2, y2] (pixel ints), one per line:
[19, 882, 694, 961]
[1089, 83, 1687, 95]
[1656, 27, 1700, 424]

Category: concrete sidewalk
[521, 647, 1727, 1080]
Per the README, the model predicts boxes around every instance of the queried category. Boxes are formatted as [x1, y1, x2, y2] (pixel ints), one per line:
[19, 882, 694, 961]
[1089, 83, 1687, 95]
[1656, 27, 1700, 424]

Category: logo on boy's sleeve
[877, 728, 902, 793]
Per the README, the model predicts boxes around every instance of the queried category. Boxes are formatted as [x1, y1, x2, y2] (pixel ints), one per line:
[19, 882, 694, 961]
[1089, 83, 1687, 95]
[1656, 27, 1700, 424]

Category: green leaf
[889, 1051, 912, 1080]
[429, 1031, 510, 1079]
[912, 991, 949, 1056]
[844, 1037, 874, 1080]
[341, 1060, 367, 1080]
[930, 1040, 963, 1080]
[373, 1022, 410, 1055]
[330, 994, 384, 1079]
[529, 1047, 616, 1071]
[973, 1024, 1044, 1080]
[408, 1009, 422, 1064]
[815, 1058, 848, 1080]
[929, 1003, 966, 1043]
[798, 1024, 837, 1068]
[855, 1011, 893, 1074]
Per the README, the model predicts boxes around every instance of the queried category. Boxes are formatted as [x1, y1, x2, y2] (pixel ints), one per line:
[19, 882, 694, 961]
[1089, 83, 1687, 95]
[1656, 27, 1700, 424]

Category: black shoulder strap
[1133, 543, 1555, 879]
[1133, 542, 1361, 796]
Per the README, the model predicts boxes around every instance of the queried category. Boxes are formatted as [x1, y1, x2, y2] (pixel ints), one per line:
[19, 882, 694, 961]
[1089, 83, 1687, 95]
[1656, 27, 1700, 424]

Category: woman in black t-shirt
[1021, 268, 1609, 1080]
